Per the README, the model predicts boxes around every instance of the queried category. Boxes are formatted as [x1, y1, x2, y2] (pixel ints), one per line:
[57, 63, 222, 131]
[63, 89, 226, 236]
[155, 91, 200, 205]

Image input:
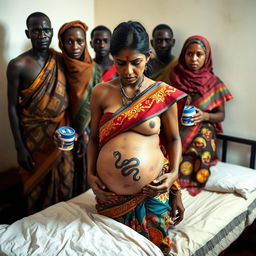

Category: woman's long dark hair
[110, 21, 152, 76]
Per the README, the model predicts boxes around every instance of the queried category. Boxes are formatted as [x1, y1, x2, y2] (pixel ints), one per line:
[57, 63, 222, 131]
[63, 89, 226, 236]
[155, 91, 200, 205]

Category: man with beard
[7, 12, 74, 214]
[90, 25, 118, 82]
[148, 24, 177, 84]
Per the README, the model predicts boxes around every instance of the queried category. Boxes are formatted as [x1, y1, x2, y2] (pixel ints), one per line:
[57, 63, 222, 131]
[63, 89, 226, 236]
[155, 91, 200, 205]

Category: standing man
[7, 12, 74, 214]
[90, 25, 118, 82]
[148, 24, 177, 84]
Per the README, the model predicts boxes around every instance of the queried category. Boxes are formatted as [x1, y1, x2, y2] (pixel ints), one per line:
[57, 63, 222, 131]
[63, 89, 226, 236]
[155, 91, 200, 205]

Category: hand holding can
[56, 126, 76, 151]
[181, 105, 196, 126]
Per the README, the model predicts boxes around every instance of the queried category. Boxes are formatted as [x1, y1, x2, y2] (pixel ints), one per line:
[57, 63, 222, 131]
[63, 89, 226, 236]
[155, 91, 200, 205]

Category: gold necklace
[120, 75, 144, 105]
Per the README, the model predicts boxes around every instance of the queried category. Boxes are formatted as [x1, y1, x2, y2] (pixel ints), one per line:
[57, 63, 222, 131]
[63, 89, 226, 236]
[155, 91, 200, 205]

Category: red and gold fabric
[97, 81, 186, 255]
[180, 78, 233, 154]
[99, 81, 186, 147]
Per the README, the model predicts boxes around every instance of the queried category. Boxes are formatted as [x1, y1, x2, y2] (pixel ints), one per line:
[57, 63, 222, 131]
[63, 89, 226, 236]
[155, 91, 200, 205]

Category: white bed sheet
[0, 189, 162, 256]
[169, 189, 256, 256]
[0, 188, 255, 256]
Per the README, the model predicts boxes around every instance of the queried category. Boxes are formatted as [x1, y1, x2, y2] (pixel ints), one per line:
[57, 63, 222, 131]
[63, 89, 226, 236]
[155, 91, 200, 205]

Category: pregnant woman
[87, 21, 187, 255]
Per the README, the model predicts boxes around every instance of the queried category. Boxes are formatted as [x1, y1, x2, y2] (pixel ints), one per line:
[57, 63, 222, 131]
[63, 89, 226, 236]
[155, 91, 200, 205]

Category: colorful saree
[171, 35, 233, 195]
[19, 49, 74, 213]
[101, 63, 117, 82]
[96, 81, 186, 255]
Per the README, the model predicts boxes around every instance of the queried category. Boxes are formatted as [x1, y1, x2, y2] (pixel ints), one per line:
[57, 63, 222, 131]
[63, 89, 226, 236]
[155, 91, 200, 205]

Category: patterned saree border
[99, 82, 186, 145]
[97, 194, 145, 219]
[100, 81, 163, 126]
[129, 93, 186, 131]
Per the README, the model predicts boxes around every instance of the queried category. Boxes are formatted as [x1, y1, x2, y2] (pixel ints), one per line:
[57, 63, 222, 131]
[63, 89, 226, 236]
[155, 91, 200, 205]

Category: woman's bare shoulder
[92, 79, 119, 103]
[94, 78, 119, 90]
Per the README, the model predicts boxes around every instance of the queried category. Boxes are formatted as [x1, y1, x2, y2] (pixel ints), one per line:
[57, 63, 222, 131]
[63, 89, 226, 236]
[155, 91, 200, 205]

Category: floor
[0, 168, 27, 224]
[220, 221, 256, 256]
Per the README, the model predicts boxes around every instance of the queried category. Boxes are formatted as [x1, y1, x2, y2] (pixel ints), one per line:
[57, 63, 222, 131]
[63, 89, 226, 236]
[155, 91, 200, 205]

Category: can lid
[58, 126, 75, 138]
[183, 105, 196, 114]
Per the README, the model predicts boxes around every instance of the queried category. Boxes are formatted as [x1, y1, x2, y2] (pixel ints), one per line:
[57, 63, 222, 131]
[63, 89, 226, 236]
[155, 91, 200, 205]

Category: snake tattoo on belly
[113, 151, 141, 181]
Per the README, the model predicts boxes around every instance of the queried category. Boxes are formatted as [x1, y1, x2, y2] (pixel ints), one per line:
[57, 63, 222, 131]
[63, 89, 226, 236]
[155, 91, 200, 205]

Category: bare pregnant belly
[97, 132, 164, 195]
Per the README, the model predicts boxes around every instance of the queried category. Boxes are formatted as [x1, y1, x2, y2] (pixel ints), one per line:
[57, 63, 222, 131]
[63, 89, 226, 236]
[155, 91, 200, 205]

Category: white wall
[1, 0, 255, 170]
[0, 0, 94, 171]
[95, 0, 256, 166]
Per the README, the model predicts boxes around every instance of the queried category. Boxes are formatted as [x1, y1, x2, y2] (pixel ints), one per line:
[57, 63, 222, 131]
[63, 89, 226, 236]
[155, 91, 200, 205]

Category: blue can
[57, 126, 76, 151]
[181, 105, 196, 126]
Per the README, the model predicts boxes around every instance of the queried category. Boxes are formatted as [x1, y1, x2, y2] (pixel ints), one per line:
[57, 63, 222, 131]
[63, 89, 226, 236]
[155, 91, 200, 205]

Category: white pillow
[205, 161, 256, 199]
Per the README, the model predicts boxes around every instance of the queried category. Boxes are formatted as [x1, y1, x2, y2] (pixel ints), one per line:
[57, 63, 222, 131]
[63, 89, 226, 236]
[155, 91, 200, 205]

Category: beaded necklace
[119, 75, 144, 105]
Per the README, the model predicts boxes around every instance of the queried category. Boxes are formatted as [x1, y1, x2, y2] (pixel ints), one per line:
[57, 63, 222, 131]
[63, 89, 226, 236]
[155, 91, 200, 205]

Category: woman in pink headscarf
[171, 35, 233, 196]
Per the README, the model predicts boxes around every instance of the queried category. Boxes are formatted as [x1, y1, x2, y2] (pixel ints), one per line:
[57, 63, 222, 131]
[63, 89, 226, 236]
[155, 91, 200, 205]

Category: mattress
[0, 188, 255, 256]
[168, 189, 256, 256]
[0, 189, 163, 256]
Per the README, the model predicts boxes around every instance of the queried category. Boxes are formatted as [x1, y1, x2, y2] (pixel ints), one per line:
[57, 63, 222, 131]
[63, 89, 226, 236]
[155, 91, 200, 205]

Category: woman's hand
[192, 108, 209, 124]
[53, 130, 78, 149]
[192, 105, 225, 124]
[142, 172, 178, 197]
[53, 130, 64, 148]
[169, 190, 185, 226]
[88, 174, 118, 201]
[75, 134, 87, 158]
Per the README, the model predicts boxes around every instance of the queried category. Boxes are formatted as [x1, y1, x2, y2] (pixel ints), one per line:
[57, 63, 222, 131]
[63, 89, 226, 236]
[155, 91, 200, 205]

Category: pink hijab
[171, 35, 217, 95]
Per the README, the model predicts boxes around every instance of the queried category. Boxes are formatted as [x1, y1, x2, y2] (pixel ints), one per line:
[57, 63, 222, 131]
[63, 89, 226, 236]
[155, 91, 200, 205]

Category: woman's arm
[143, 103, 184, 224]
[87, 85, 117, 201]
[143, 103, 182, 193]
[169, 190, 185, 225]
[161, 103, 182, 175]
[193, 104, 225, 124]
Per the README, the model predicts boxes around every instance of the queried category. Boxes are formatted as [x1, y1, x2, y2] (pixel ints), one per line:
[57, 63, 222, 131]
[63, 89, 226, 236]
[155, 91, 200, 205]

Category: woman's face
[184, 43, 206, 71]
[113, 48, 149, 86]
[62, 27, 86, 60]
